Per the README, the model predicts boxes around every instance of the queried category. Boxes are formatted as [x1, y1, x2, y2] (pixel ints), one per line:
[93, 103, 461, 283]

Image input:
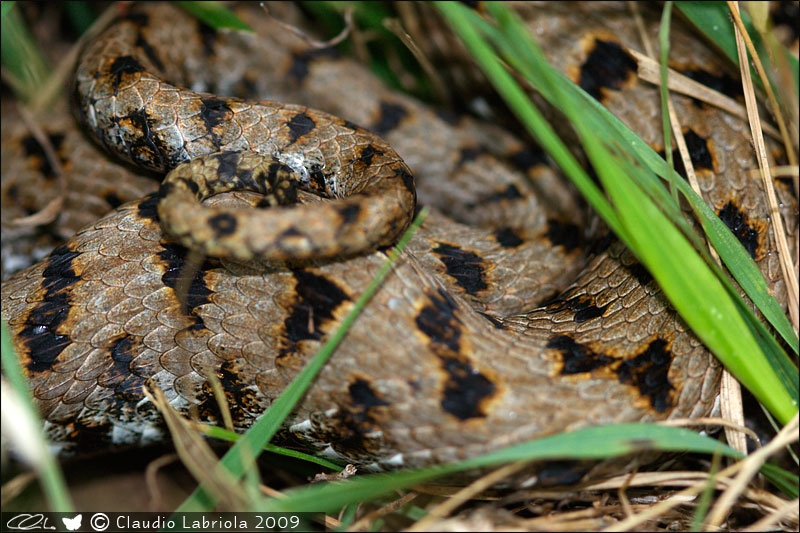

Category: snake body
[1, 3, 795, 470]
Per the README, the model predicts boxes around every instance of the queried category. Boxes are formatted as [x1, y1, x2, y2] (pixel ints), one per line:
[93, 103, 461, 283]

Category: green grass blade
[436, 2, 797, 424]
[63, 2, 95, 35]
[478, 2, 797, 355]
[599, 147, 796, 425]
[260, 423, 744, 513]
[175, 207, 429, 512]
[0, 3, 51, 101]
[675, 1, 799, 95]
[177, 1, 252, 32]
[1, 2, 16, 17]
[658, 2, 681, 206]
[761, 463, 800, 499]
[201, 425, 346, 471]
[1, 322, 74, 512]
[433, 2, 625, 242]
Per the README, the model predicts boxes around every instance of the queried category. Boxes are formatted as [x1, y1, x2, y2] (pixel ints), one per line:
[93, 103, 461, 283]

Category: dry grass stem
[630, 49, 781, 140]
[728, 1, 799, 329]
[7, 104, 65, 227]
[144, 453, 179, 512]
[203, 367, 234, 432]
[0, 471, 37, 506]
[704, 413, 799, 528]
[720, 371, 748, 455]
[144, 385, 250, 510]
[407, 460, 532, 531]
[617, 468, 637, 519]
[633, 7, 753, 456]
[765, 165, 799, 178]
[605, 413, 798, 531]
[743, 497, 800, 532]
[260, 3, 353, 49]
[728, 2, 798, 166]
[30, 2, 119, 112]
[659, 417, 760, 444]
[257, 483, 341, 530]
[347, 492, 417, 532]
[383, 17, 450, 103]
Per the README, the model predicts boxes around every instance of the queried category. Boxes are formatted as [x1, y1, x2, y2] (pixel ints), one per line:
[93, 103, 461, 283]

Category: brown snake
[1, 2, 796, 471]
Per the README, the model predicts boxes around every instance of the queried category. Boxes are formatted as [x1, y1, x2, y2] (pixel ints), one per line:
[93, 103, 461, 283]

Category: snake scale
[1, 2, 796, 472]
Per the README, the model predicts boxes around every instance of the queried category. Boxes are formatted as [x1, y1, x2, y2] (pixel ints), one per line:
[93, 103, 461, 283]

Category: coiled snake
[1, 2, 796, 471]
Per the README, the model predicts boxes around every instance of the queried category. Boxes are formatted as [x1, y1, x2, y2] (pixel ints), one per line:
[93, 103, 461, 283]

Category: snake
[1, 2, 796, 472]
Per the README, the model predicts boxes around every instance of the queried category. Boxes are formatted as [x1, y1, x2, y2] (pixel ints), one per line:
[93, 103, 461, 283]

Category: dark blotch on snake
[308, 165, 327, 193]
[616, 338, 675, 412]
[213, 151, 242, 181]
[372, 101, 409, 135]
[658, 129, 715, 179]
[217, 361, 262, 418]
[286, 112, 316, 144]
[456, 145, 489, 167]
[579, 39, 638, 100]
[546, 294, 609, 323]
[178, 177, 200, 196]
[158, 245, 215, 323]
[493, 227, 524, 249]
[60, 419, 115, 453]
[208, 213, 238, 237]
[21, 133, 65, 181]
[114, 109, 167, 170]
[114, 374, 149, 403]
[103, 336, 147, 400]
[135, 193, 160, 223]
[480, 184, 523, 205]
[508, 146, 548, 172]
[624, 261, 654, 287]
[109, 336, 137, 367]
[348, 378, 390, 415]
[416, 288, 464, 354]
[395, 166, 415, 195]
[547, 335, 614, 374]
[433, 243, 489, 296]
[195, 361, 260, 427]
[416, 289, 495, 420]
[264, 161, 290, 187]
[19, 245, 81, 373]
[278, 270, 350, 358]
[545, 219, 583, 252]
[717, 201, 761, 259]
[440, 356, 496, 420]
[287, 47, 340, 83]
[108, 55, 145, 93]
[324, 378, 389, 455]
[357, 144, 385, 167]
[103, 191, 123, 208]
[199, 98, 234, 132]
[134, 35, 165, 72]
[338, 204, 362, 224]
[682, 129, 714, 172]
[277, 226, 305, 241]
[679, 68, 741, 101]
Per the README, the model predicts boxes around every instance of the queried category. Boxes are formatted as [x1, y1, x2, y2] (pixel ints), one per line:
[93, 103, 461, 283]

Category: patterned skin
[1, 3, 794, 472]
